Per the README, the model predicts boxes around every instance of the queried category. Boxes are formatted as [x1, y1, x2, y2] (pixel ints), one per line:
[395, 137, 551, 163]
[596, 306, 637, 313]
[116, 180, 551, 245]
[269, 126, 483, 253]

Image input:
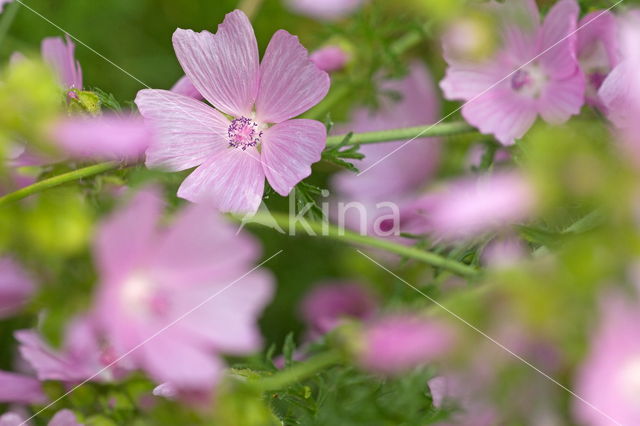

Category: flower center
[120, 273, 169, 318]
[228, 117, 262, 150]
[589, 71, 607, 91]
[510, 65, 547, 98]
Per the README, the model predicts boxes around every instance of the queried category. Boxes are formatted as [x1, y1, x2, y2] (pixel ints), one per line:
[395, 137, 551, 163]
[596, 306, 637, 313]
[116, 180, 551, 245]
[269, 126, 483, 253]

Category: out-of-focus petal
[286, 0, 364, 20]
[172, 10, 259, 117]
[136, 89, 229, 171]
[0, 257, 35, 319]
[48, 410, 82, 426]
[0, 370, 46, 404]
[261, 119, 326, 196]
[256, 30, 330, 123]
[177, 148, 265, 214]
[41, 35, 83, 90]
[537, 70, 585, 125]
[310, 45, 348, 72]
[538, 0, 580, 79]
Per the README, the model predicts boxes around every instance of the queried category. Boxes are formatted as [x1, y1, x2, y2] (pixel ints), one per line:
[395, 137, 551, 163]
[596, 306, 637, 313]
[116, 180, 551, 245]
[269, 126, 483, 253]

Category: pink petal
[52, 114, 152, 161]
[177, 148, 265, 214]
[539, 0, 580, 79]
[173, 270, 274, 354]
[16, 330, 79, 382]
[255, 30, 330, 123]
[461, 88, 538, 146]
[495, 0, 540, 64]
[170, 75, 203, 100]
[599, 62, 639, 128]
[0, 370, 46, 404]
[148, 203, 261, 285]
[287, 0, 364, 20]
[41, 35, 83, 90]
[0, 257, 35, 319]
[95, 189, 162, 285]
[440, 62, 505, 100]
[0, 413, 25, 426]
[139, 330, 223, 389]
[49, 410, 82, 426]
[310, 45, 349, 72]
[135, 89, 230, 171]
[261, 119, 326, 196]
[172, 10, 259, 117]
[537, 70, 585, 124]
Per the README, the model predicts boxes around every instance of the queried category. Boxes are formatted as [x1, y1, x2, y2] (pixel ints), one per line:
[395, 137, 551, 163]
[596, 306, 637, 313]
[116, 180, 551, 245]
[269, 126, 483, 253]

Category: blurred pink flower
[51, 115, 152, 161]
[170, 75, 203, 100]
[287, 0, 364, 20]
[394, 171, 536, 241]
[0, 370, 46, 405]
[136, 10, 330, 213]
[0, 410, 82, 426]
[41, 35, 83, 92]
[93, 189, 273, 391]
[0, 257, 35, 319]
[573, 294, 640, 425]
[577, 11, 619, 110]
[441, 0, 585, 145]
[428, 375, 497, 426]
[16, 316, 130, 384]
[310, 45, 348, 72]
[357, 314, 454, 375]
[300, 282, 377, 336]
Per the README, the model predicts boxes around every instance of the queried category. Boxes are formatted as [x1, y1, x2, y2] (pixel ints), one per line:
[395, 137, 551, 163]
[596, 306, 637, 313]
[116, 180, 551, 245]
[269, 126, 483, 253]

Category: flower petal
[177, 147, 265, 214]
[539, 0, 580, 79]
[538, 70, 585, 124]
[172, 10, 259, 117]
[599, 62, 639, 128]
[41, 35, 83, 90]
[170, 75, 203, 100]
[261, 119, 326, 196]
[461, 88, 538, 145]
[49, 410, 82, 426]
[135, 89, 230, 171]
[256, 30, 330, 123]
[0, 370, 46, 405]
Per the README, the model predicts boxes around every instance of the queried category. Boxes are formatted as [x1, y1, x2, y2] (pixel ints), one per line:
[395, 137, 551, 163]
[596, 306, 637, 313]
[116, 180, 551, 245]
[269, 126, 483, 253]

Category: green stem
[256, 351, 342, 391]
[0, 162, 120, 206]
[239, 212, 479, 278]
[326, 121, 475, 147]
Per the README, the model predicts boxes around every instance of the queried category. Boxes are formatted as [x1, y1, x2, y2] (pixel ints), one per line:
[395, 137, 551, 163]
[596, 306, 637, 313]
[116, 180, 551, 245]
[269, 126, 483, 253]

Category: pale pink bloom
[51, 115, 152, 161]
[394, 171, 536, 240]
[287, 0, 364, 20]
[300, 282, 377, 336]
[0, 410, 82, 426]
[93, 189, 273, 391]
[170, 75, 203, 100]
[428, 376, 498, 426]
[41, 35, 83, 91]
[441, 0, 585, 145]
[577, 11, 619, 110]
[136, 10, 330, 214]
[310, 45, 348, 72]
[0, 257, 35, 319]
[16, 316, 129, 384]
[0, 0, 13, 13]
[357, 314, 454, 375]
[573, 294, 640, 425]
[0, 370, 46, 405]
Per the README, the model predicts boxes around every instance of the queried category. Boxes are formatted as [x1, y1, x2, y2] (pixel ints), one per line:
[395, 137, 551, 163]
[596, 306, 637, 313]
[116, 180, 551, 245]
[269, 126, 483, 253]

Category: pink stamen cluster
[228, 117, 263, 150]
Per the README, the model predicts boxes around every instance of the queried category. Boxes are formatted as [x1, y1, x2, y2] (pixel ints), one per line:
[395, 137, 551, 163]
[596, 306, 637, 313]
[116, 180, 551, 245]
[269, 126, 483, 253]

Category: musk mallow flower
[0, 410, 82, 426]
[0, 257, 35, 319]
[356, 314, 454, 376]
[573, 294, 640, 425]
[440, 0, 585, 146]
[576, 11, 619, 110]
[41, 35, 83, 93]
[93, 189, 273, 390]
[136, 10, 330, 214]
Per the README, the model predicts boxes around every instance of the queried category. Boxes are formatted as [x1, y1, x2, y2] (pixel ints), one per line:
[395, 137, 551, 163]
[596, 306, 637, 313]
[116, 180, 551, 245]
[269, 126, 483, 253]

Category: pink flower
[136, 10, 330, 214]
[310, 45, 348, 72]
[357, 314, 454, 375]
[573, 294, 640, 425]
[93, 189, 273, 391]
[286, 0, 365, 20]
[300, 282, 377, 336]
[394, 171, 536, 241]
[0, 257, 35, 319]
[0, 370, 46, 405]
[577, 11, 619, 110]
[440, 0, 585, 145]
[51, 115, 152, 161]
[41, 35, 83, 91]
[16, 316, 129, 384]
[170, 75, 203, 100]
[0, 410, 82, 426]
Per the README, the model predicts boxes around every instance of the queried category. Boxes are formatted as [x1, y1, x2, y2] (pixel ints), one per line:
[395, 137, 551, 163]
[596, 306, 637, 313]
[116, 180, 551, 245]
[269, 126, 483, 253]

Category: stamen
[228, 117, 263, 150]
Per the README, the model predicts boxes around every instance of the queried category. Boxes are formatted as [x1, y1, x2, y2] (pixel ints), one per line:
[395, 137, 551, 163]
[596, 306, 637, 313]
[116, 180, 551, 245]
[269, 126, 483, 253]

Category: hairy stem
[256, 351, 342, 391]
[239, 212, 480, 278]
